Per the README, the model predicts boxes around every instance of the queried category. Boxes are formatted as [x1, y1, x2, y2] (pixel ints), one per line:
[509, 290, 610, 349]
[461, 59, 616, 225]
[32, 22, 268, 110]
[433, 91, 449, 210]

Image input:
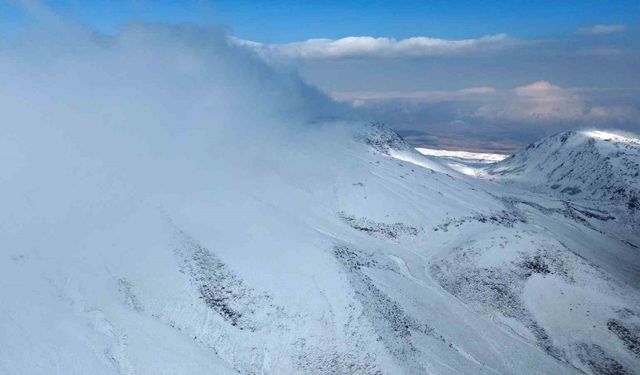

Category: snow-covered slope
[488, 130, 640, 202]
[2, 25, 640, 375]
[416, 148, 508, 163]
[486, 130, 640, 230]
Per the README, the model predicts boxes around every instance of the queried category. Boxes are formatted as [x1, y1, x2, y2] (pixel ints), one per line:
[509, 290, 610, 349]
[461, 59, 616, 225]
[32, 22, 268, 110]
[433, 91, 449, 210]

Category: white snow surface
[1, 25, 640, 375]
[416, 147, 509, 163]
[414, 147, 508, 176]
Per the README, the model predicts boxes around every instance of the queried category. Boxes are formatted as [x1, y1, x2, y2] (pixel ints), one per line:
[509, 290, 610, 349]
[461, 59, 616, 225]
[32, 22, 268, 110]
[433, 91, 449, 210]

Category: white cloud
[331, 87, 496, 105]
[510, 80, 585, 119]
[576, 47, 625, 57]
[586, 105, 638, 120]
[338, 81, 585, 121]
[233, 34, 512, 60]
[576, 24, 626, 35]
[457, 87, 497, 95]
[475, 81, 638, 122]
[475, 80, 585, 120]
[334, 82, 639, 126]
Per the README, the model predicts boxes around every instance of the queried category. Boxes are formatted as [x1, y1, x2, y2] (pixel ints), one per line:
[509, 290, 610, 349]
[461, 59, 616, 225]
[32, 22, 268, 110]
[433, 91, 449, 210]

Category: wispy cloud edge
[576, 24, 626, 35]
[232, 34, 513, 60]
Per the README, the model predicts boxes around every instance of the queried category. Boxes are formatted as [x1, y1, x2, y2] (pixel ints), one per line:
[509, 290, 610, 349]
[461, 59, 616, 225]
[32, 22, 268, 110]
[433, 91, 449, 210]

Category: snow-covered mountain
[486, 130, 640, 231]
[2, 25, 640, 375]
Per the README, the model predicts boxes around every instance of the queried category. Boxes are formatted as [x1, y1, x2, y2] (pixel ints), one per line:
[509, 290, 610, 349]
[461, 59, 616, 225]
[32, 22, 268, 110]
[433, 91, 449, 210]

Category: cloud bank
[234, 34, 513, 60]
[336, 81, 639, 123]
[335, 81, 640, 150]
[0, 22, 355, 255]
[474, 81, 638, 122]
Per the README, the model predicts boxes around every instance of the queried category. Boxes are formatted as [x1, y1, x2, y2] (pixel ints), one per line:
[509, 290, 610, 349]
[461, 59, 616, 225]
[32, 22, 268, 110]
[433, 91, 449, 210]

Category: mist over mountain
[1, 19, 640, 375]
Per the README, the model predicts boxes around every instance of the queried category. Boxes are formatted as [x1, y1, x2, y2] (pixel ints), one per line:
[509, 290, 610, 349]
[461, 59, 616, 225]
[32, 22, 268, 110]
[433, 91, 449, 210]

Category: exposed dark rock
[434, 210, 526, 232]
[576, 343, 631, 375]
[561, 186, 582, 195]
[628, 196, 639, 211]
[339, 212, 420, 240]
[607, 319, 640, 356]
[520, 255, 551, 275]
[333, 246, 452, 373]
[429, 240, 578, 360]
[173, 228, 281, 331]
[360, 123, 412, 155]
[118, 278, 144, 312]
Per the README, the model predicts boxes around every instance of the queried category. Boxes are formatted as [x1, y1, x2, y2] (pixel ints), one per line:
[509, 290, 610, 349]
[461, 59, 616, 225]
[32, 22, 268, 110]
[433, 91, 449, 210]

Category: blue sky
[210, 0, 640, 42]
[3, 0, 639, 42]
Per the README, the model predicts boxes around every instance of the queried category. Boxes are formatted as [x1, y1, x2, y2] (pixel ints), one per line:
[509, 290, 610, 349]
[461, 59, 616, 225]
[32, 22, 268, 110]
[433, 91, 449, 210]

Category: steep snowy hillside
[2, 25, 640, 375]
[486, 130, 640, 231]
[487, 130, 640, 209]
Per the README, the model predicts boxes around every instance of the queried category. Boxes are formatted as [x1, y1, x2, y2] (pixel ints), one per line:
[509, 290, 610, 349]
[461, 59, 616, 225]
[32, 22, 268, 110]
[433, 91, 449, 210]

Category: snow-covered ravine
[414, 147, 509, 177]
[2, 25, 640, 375]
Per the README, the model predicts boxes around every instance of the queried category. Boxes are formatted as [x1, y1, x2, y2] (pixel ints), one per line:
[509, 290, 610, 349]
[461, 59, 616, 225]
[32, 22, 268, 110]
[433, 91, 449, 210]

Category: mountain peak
[488, 129, 640, 225]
